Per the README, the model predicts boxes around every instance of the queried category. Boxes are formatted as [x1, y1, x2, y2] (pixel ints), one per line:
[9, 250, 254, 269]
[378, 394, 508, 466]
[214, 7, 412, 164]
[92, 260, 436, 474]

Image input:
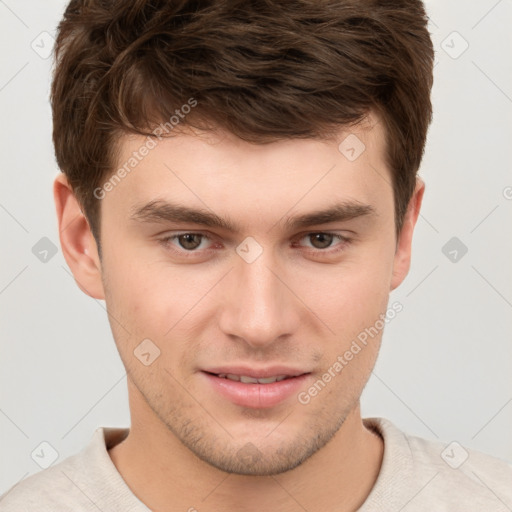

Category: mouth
[206, 372, 293, 384]
[201, 368, 311, 409]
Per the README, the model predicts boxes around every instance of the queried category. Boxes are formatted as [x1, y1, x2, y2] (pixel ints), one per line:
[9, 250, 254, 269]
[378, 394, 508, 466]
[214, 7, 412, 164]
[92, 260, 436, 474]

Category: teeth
[216, 374, 290, 384]
[240, 375, 259, 384]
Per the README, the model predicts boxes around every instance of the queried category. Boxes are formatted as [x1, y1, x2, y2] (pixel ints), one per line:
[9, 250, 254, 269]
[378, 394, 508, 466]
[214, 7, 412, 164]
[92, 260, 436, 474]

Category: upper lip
[202, 366, 309, 379]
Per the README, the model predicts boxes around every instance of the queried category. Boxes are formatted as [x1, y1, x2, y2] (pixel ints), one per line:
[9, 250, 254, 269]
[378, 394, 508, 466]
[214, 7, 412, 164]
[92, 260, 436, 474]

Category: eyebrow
[129, 199, 376, 232]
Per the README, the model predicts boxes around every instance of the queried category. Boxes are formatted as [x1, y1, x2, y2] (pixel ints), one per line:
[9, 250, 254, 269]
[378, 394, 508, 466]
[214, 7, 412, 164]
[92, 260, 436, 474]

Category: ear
[53, 173, 105, 299]
[390, 177, 425, 291]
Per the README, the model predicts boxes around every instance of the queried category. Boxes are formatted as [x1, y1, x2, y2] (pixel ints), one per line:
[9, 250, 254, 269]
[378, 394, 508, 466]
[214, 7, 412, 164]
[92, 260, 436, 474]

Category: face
[57, 114, 421, 476]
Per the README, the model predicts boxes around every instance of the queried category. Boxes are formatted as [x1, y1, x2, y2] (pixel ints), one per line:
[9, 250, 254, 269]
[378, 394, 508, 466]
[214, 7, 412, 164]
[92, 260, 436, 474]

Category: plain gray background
[1, 0, 511, 497]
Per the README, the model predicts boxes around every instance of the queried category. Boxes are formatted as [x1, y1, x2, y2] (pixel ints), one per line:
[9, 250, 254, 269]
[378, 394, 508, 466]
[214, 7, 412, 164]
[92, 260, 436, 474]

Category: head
[53, 0, 433, 476]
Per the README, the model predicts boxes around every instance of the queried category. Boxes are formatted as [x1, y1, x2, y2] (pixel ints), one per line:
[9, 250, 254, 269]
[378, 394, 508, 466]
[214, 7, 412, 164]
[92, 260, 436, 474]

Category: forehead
[101, 116, 391, 231]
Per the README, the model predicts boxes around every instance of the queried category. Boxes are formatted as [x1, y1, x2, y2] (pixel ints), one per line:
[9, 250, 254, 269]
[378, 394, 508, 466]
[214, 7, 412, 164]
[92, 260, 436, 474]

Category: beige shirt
[1, 417, 511, 511]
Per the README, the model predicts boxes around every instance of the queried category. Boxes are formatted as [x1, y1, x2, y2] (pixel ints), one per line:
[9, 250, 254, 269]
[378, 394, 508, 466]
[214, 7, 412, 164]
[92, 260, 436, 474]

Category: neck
[108, 382, 384, 512]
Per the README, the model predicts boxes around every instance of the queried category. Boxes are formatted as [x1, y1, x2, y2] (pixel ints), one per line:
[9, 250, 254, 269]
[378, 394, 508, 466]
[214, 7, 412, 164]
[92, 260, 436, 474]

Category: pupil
[311, 233, 332, 249]
[179, 234, 201, 250]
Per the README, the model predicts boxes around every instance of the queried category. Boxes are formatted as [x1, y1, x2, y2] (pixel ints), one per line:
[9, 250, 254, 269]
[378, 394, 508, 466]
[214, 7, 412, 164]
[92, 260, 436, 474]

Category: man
[1, 0, 511, 510]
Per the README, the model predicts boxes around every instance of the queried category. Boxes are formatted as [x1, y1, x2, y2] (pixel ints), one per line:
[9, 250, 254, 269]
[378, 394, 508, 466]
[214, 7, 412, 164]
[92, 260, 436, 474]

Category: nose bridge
[218, 243, 298, 347]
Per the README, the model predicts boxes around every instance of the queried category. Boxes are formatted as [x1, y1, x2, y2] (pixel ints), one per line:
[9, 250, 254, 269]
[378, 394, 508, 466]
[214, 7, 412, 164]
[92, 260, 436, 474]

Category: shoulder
[0, 427, 132, 512]
[407, 430, 512, 503]
[363, 417, 512, 511]
[0, 451, 92, 511]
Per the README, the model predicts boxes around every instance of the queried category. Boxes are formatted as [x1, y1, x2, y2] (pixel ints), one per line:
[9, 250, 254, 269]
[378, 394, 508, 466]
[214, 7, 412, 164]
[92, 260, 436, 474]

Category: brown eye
[308, 233, 335, 249]
[177, 233, 203, 250]
[294, 232, 351, 255]
[159, 232, 217, 259]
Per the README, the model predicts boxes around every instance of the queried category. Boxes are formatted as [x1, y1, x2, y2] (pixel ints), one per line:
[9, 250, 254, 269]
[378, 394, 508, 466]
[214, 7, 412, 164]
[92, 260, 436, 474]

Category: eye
[160, 232, 212, 252]
[303, 233, 337, 249]
[174, 233, 205, 251]
[295, 232, 351, 253]
[158, 231, 352, 258]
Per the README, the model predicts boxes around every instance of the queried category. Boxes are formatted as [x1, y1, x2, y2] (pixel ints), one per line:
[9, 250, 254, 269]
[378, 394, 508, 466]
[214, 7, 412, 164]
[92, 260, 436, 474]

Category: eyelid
[159, 231, 216, 252]
[159, 230, 352, 256]
[292, 232, 351, 252]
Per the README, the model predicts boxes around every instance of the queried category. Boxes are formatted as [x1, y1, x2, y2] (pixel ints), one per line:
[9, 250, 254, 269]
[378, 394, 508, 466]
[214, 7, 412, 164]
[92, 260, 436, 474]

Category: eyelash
[158, 231, 352, 258]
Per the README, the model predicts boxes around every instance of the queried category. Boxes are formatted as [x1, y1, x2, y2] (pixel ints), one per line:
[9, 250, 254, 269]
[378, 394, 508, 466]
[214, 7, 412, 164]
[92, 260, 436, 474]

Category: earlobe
[390, 178, 425, 291]
[53, 173, 105, 300]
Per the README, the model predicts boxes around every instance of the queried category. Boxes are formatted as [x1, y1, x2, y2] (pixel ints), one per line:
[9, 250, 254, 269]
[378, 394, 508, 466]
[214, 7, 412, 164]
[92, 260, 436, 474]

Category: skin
[54, 112, 424, 512]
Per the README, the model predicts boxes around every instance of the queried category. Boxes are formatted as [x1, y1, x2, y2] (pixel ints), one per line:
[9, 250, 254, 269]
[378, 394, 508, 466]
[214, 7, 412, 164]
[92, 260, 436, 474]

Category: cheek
[291, 247, 395, 335]
[105, 255, 224, 346]
[102, 220, 396, 348]
[101, 249, 170, 346]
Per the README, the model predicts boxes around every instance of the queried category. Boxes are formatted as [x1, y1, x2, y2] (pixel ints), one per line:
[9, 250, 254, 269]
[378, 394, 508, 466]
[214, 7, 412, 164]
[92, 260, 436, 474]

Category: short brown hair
[51, 0, 434, 254]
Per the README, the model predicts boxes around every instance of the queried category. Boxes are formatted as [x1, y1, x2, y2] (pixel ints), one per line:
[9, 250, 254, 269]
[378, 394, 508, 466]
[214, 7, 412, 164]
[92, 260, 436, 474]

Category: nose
[217, 247, 301, 350]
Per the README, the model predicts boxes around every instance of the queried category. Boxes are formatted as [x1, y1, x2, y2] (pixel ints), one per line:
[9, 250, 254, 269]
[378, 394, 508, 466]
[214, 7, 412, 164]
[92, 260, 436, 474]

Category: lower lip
[202, 372, 310, 409]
